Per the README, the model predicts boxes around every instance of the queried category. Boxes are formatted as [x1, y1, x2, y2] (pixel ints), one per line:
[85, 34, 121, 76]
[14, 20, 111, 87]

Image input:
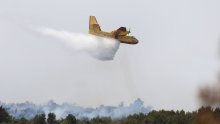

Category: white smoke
[0, 99, 152, 120]
[34, 26, 120, 60]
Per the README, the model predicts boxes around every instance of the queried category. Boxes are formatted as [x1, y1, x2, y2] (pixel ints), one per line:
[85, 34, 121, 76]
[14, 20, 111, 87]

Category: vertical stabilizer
[89, 16, 101, 34]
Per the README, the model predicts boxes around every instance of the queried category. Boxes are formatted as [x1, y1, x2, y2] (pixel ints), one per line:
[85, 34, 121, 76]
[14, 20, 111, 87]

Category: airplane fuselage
[89, 31, 138, 44]
[89, 16, 139, 44]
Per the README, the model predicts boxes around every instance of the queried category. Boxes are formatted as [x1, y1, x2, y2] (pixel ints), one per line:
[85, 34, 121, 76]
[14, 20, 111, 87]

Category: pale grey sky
[0, 0, 220, 111]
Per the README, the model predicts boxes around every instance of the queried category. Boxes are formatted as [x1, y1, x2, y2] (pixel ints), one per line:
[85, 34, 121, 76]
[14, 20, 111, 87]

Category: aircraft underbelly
[118, 36, 138, 44]
[89, 32, 138, 44]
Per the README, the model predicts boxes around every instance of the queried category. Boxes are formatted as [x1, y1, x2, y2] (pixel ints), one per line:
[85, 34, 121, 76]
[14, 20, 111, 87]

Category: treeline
[1, 106, 220, 124]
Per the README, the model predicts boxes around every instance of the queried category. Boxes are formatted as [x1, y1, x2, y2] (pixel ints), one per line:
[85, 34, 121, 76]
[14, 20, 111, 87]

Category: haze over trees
[1, 106, 220, 124]
[0, 99, 151, 120]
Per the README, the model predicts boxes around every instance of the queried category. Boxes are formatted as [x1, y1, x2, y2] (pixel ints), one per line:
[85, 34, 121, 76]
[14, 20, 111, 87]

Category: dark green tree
[124, 113, 146, 124]
[17, 117, 29, 124]
[47, 113, 57, 124]
[0, 106, 11, 123]
[214, 108, 220, 120]
[66, 114, 76, 124]
[32, 113, 46, 124]
[90, 116, 112, 124]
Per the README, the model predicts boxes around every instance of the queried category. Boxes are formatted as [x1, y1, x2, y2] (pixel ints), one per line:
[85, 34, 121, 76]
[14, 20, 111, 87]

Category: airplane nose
[133, 38, 139, 44]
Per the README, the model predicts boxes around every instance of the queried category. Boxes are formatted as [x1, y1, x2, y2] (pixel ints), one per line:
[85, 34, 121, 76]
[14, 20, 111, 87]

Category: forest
[1, 106, 220, 124]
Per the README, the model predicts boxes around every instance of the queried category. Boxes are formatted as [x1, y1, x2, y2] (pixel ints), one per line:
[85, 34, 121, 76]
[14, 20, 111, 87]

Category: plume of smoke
[0, 99, 152, 120]
[34, 26, 120, 60]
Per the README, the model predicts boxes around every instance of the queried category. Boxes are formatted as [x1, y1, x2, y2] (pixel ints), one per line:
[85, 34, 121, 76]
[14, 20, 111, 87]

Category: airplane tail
[89, 16, 101, 34]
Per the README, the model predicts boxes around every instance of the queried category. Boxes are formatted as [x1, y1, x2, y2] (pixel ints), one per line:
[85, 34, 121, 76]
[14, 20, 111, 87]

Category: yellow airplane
[89, 16, 138, 44]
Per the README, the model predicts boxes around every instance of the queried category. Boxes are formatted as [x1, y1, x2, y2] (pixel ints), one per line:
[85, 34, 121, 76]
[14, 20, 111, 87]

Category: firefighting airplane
[89, 16, 138, 44]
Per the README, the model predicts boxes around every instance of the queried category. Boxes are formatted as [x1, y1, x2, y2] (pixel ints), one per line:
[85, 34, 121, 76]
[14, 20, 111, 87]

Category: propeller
[128, 28, 131, 34]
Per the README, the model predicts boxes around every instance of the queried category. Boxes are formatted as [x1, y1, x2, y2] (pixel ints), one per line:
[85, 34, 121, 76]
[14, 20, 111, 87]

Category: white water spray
[35, 27, 120, 60]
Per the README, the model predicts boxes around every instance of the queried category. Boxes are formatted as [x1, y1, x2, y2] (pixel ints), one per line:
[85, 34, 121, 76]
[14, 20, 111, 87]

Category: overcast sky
[0, 0, 220, 111]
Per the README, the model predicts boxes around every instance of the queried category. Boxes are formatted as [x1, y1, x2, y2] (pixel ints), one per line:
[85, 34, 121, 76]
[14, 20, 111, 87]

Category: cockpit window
[118, 27, 127, 31]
